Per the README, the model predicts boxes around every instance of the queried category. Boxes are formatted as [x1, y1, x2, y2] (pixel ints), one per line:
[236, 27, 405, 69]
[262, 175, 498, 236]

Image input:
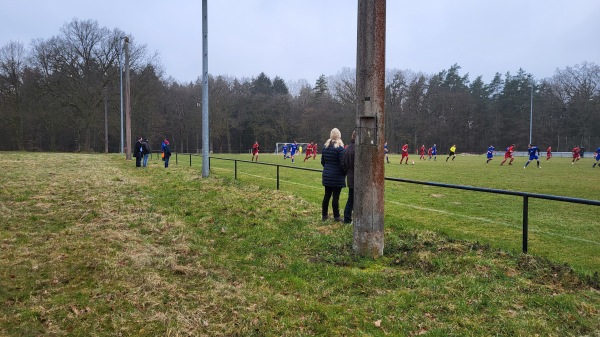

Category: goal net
[274, 142, 317, 155]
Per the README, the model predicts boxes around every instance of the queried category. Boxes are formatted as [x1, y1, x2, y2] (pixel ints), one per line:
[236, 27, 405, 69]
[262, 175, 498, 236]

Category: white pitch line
[214, 167, 600, 246]
[387, 200, 600, 246]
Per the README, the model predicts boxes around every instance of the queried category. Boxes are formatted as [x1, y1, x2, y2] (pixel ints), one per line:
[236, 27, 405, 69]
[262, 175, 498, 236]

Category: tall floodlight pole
[104, 86, 108, 153]
[201, 0, 210, 178]
[529, 77, 533, 144]
[119, 37, 124, 154]
[354, 0, 386, 257]
[124, 37, 132, 160]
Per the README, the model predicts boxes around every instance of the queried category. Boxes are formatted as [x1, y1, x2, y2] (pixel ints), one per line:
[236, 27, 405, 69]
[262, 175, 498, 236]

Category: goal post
[274, 142, 314, 155]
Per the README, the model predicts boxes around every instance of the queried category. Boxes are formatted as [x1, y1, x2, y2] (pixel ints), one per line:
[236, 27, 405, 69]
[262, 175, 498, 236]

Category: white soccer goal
[274, 142, 316, 155]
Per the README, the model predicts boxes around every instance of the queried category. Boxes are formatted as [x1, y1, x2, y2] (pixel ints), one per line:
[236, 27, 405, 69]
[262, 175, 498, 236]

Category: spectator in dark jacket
[321, 128, 346, 221]
[133, 136, 143, 167]
[341, 131, 355, 224]
[141, 138, 151, 167]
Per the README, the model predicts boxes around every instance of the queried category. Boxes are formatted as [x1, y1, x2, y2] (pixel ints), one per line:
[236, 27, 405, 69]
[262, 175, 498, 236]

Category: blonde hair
[324, 128, 344, 148]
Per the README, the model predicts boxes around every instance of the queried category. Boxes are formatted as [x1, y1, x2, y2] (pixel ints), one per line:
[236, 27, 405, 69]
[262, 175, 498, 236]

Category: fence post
[234, 160, 237, 180]
[522, 196, 529, 254]
[175, 152, 178, 165]
[277, 165, 280, 190]
[190, 154, 192, 167]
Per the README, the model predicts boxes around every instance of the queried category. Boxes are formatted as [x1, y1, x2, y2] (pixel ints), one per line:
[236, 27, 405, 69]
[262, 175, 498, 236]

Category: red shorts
[401, 152, 408, 158]
[504, 153, 513, 159]
[252, 150, 258, 155]
[573, 154, 579, 159]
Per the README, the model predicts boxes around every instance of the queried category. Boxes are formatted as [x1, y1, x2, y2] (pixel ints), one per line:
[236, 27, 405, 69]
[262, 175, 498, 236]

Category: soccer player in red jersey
[500, 144, 515, 166]
[251, 141, 259, 162]
[419, 144, 426, 160]
[304, 143, 313, 162]
[572, 146, 581, 164]
[546, 146, 552, 161]
[427, 146, 433, 160]
[401, 143, 409, 165]
[312, 142, 318, 159]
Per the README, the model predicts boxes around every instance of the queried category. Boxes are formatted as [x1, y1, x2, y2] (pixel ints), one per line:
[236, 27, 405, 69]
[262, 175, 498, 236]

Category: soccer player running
[524, 144, 541, 169]
[431, 144, 437, 161]
[289, 141, 298, 163]
[446, 144, 457, 162]
[312, 143, 318, 159]
[282, 143, 288, 159]
[486, 145, 495, 164]
[500, 144, 515, 166]
[419, 144, 426, 160]
[384, 141, 390, 163]
[572, 146, 581, 164]
[400, 143, 409, 164]
[304, 142, 313, 162]
[592, 146, 600, 168]
[427, 146, 433, 160]
[546, 146, 552, 161]
[251, 140, 259, 162]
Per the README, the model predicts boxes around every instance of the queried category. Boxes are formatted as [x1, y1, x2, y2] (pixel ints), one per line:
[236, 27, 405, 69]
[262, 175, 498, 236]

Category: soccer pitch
[205, 152, 600, 274]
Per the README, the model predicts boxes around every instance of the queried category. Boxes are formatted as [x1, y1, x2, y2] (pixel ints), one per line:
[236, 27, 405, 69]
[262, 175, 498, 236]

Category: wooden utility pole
[354, 0, 386, 257]
[124, 37, 132, 160]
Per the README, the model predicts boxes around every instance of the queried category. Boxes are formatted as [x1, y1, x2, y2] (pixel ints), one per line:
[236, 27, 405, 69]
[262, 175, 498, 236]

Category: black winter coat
[134, 140, 143, 157]
[341, 141, 355, 189]
[321, 143, 346, 188]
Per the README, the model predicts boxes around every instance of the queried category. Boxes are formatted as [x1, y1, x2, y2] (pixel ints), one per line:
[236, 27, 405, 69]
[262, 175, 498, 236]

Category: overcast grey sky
[2, 0, 599, 84]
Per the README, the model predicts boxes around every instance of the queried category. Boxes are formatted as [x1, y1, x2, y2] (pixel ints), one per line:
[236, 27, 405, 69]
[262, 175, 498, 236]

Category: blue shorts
[529, 155, 539, 161]
[487, 153, 493, 159]
[595, 154, 600, 161]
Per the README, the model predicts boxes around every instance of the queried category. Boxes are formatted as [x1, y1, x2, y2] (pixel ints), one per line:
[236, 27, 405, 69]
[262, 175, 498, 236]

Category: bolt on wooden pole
[353, 0, 386, 257]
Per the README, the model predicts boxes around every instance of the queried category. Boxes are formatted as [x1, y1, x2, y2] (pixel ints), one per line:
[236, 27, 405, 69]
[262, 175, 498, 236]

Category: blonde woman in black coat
[321, 128, 346, 221]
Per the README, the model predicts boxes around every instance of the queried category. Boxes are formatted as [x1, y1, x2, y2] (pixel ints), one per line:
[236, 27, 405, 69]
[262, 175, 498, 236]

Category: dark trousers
[322, 186, 342, 218]
[344, 187, 354, 222]
[135, 153, 142, 167]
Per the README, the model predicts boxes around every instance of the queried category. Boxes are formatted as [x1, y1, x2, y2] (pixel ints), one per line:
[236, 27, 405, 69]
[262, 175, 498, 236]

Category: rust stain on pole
[354, 0, 386, 257]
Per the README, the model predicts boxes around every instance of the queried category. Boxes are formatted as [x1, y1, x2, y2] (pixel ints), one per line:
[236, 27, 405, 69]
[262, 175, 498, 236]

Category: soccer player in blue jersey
[592, 147, 600, 168]
[524, 144, 541, 169]
[384, 142, 390, 163]
[282, 143, 288, 159]
[289, 141, 298, 163]
[431, 144, 437, 161]
[486, 145, 495, 164]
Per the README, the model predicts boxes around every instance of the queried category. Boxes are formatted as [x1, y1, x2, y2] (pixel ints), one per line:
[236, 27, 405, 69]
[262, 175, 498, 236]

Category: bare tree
[0, 41, 25, 149]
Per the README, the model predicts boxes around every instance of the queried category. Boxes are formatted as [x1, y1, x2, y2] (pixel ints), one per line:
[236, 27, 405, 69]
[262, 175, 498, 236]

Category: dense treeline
[1, 19, 599, 154]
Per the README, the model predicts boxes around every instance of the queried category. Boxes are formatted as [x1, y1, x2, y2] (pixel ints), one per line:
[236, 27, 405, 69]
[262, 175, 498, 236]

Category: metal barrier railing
[205, 156, 600, 254]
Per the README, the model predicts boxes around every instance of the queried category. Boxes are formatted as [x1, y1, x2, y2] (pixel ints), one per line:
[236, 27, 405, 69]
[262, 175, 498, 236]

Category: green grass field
[1, 152, 599, 336]
[206, 152, 600, 274]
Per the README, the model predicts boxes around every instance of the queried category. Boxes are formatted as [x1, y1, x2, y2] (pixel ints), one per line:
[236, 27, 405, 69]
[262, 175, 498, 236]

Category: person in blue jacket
[321, 128, 346, 222]
[161, 139, 172, 168]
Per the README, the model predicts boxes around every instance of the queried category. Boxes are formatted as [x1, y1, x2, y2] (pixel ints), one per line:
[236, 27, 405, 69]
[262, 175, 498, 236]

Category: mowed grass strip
[0, 152, 598, 336]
